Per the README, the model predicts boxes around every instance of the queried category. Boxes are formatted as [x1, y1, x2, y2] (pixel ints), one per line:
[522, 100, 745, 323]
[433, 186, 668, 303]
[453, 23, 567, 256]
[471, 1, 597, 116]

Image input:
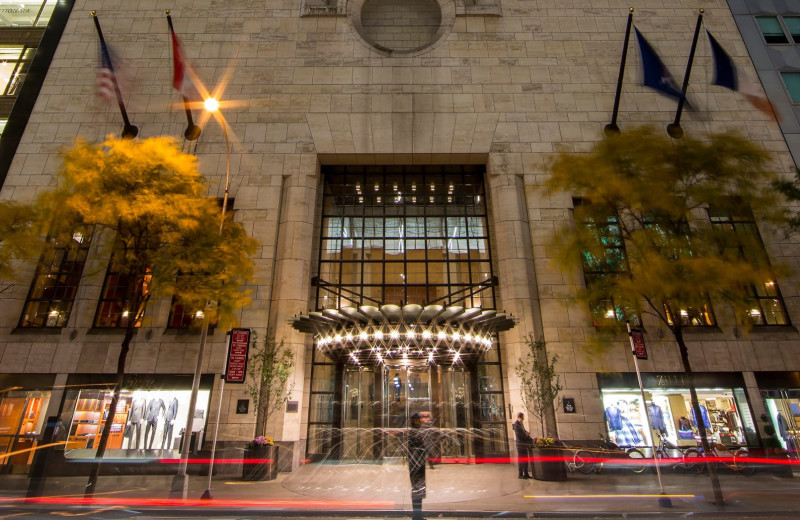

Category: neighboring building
[0, 0, 74, 186]
[729, 0, 800, 168]
[0, 0, 799, 475]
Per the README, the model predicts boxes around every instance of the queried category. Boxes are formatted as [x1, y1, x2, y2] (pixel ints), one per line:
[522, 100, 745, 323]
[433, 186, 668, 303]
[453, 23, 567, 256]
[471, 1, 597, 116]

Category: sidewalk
[1, 462, 799, 517]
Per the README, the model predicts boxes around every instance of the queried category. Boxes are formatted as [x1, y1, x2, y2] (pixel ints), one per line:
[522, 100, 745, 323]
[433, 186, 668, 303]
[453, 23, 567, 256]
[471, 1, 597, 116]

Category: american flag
[96, 37, 116, 102]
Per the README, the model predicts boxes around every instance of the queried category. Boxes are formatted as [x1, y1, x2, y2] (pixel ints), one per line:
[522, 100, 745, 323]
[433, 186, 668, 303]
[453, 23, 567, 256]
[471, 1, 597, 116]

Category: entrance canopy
[291, 303, 515, 364]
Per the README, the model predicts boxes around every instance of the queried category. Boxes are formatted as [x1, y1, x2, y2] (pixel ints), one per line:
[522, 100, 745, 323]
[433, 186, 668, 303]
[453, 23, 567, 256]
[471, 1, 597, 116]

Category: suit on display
[161, 397, 179, 449]
[144, 398, 165, 450]
[126, 397, 145, 449]
[647, 402, 666, 433]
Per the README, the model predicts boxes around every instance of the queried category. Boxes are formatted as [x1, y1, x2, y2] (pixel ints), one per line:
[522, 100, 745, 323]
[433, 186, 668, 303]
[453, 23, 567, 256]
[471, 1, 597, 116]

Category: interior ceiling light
[291, 303, 515, 364]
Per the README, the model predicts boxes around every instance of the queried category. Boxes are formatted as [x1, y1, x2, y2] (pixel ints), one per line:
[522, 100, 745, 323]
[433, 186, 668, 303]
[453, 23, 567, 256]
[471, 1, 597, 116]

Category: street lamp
[169, 96, 231, 500]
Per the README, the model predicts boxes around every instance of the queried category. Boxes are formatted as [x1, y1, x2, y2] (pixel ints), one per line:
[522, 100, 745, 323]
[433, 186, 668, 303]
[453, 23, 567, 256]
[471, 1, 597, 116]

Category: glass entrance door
[438, 366, 473, 458]
[378, 363, 473, 461]
[383, 364, 430, 459]
[342, 367, 377, 462]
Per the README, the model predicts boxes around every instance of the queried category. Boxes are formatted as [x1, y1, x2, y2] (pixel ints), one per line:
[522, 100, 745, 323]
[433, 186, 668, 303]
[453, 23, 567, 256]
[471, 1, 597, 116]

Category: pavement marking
[49, 506, 123, 517]
[524, 493, 696, 500]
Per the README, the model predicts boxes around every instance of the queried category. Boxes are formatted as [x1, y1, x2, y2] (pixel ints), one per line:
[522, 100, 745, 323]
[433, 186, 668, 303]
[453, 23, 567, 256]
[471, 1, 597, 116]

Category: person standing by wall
[513, 412, 533, 479]
[408, 412, 428, 520]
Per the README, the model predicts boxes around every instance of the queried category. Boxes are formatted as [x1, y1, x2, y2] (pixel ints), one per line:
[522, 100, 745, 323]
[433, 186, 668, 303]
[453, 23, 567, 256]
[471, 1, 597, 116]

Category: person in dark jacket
[512, 412, 533, 479]
[408, 412, 428, 520]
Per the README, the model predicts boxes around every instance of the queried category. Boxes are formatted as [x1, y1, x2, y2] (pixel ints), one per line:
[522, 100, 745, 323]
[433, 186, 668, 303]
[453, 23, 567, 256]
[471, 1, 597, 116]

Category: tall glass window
[573, 199, 639, 327]
[309, 165, 508, 460]
[318, 165, 494, 309]
[708, 204, 789, 326]
[93, 245, 151, 329]
[19, 230, 90, 328]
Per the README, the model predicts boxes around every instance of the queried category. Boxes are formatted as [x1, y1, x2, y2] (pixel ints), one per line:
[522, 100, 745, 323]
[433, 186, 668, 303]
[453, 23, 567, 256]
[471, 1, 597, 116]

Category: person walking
[408, 412, 428, 520]
[513, 412, 533, 479]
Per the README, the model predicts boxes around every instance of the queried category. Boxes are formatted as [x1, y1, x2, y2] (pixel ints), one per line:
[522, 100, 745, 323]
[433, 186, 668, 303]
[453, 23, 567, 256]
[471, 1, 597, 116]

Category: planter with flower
[242, 436, 276, 481]
[531, 436, 567, 481]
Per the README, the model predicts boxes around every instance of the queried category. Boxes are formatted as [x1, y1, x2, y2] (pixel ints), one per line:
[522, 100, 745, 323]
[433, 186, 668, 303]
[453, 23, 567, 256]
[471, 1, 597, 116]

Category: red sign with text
[225, 328, 251, 384]
[631, 329, 647, 360]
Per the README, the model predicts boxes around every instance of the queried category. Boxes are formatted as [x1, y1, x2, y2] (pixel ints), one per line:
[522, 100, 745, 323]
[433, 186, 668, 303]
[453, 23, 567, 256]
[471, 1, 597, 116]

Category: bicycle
[572, 434, 646, 474]
[694, 441, 755, 476]
[653, 431, 701, 472]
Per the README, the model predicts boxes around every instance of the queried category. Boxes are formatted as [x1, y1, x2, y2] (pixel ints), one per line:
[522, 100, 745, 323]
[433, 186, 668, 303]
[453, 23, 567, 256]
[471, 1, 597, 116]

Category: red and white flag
[170, 26, 193, 97]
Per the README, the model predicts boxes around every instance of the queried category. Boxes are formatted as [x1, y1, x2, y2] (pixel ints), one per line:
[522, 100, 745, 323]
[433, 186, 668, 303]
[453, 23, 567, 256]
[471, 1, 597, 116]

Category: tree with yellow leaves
[547, 126, 786, 505]
[34, 137, 259, 497]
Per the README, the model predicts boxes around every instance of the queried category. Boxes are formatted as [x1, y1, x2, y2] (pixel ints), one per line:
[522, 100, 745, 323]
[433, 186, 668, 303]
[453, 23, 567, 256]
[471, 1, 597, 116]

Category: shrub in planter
[242, 436, 277, 481]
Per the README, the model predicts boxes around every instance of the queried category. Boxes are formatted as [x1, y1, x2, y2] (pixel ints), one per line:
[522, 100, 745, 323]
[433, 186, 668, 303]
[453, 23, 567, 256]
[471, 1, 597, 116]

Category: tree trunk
[254, 382, 269, 438]
[85, 323, 135, 498]
[535, 345, 558, 438]
[673, 326, 724, 505]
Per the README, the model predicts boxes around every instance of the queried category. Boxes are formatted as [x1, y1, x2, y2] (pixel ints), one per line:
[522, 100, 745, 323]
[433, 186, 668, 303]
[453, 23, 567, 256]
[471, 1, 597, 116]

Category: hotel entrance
[300, 166, 512, 462]
[332, 360, 477, 463]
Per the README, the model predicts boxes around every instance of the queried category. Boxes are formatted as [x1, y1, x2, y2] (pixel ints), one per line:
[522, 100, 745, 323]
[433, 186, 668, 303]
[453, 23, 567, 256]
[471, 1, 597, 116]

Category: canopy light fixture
[291, 303, 515, 365]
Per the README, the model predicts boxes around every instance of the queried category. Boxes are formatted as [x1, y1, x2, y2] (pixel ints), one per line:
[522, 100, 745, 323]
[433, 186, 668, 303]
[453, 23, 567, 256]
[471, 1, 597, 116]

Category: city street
[1, 462, 799, 519]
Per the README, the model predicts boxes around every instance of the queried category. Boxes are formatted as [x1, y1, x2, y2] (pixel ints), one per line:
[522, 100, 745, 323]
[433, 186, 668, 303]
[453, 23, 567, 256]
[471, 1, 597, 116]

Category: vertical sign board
[225, 328, 251, 384]
[631, 329, 648, 360]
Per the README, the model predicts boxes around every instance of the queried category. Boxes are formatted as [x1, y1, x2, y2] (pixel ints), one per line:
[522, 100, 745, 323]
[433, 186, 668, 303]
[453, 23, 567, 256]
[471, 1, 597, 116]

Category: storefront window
[64, 387, 210, 457]
[600, 386, 752, 448]
[764, 392, 800, 455]
[0, 389, 50, 471]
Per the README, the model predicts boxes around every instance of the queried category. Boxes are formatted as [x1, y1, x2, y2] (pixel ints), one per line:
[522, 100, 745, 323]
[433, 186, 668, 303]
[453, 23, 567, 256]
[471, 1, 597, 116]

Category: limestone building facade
[0, 0, 799, 473]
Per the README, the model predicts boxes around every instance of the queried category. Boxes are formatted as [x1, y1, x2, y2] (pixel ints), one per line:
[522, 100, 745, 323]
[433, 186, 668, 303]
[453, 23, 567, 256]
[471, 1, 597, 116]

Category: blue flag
[707, 30, 738, 91]
[634, 27, 683, 101]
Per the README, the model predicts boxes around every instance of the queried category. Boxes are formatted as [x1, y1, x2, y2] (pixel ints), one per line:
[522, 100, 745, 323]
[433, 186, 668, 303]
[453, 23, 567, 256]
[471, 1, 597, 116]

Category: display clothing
[129, 397, 145, 424]
[126, 397, 146, 449]
[647, 402, 666, 433]
[605, 405, 623, 431]
[691, 405, 711, 429]
[161, 398, 179, 449]
[512, 418, 533, 478]
[144, 398, 165, 449]
[615, 416, 642, 446]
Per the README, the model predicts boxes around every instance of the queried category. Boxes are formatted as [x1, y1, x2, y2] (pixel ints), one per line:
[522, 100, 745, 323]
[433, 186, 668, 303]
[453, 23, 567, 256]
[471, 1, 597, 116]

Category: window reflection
[0, 0, 56, 27]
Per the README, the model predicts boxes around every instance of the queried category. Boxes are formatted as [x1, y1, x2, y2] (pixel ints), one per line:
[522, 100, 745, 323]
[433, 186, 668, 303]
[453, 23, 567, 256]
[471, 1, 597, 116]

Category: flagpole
[605, 7, 634, 135]
[91, 11, 138, 139]
[667, 9, 704, 139]
[166, 10, 201, 141]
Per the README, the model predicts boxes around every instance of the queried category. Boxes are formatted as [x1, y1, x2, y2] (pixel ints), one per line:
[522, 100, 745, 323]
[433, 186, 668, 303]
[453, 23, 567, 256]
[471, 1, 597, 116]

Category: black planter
[531, 447, 568, 481]
[241, 445, 277, 481]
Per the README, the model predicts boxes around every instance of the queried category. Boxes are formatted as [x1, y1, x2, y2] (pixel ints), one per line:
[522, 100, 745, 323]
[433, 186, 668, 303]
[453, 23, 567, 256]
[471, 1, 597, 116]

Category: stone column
[487, 159, 557, 439]
[268, 159, 319, 469]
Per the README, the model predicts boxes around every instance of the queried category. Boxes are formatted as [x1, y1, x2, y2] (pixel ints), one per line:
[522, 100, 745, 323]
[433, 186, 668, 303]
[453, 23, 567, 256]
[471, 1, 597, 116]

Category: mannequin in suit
[144, 398, 165, 450]
[127, 396, 146, 449]
[161, 397, 179, 449]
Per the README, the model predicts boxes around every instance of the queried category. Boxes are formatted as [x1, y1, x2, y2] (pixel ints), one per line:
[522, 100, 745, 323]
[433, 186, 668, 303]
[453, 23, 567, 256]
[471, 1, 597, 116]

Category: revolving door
[341, 363, 474, 462]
